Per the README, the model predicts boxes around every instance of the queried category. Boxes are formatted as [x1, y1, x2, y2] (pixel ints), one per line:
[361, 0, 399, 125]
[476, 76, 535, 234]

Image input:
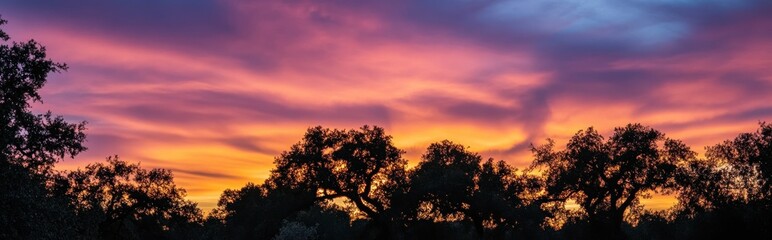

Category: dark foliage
[1, 16, 201, 240]
[267, 125, 409, 239]
[59, 157, 203, 240]
[0, 160, 77, 239]
[401, 141, 545, 238]
[206, 183, 317, 239]
[1, 15, 84, 239]
[0, 17, 86, 174]
[531, 124, 695, 240]
[705, 122, 772, 206]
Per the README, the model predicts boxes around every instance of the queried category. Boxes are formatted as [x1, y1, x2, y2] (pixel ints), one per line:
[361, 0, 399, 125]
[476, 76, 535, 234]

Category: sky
[1, 0, 771, 212]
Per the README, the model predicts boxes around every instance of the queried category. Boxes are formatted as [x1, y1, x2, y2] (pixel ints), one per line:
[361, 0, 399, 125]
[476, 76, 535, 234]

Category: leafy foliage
[0, 160, 77, 239]
[0, 15, 85, 239]
[0, 17, 86, 174]
[705, 122, 772, 205]
[406, 140, 481, 222]
[531, 124, 695, 239]
[60, 157, 203, 240]
[268, 126, 408, 236]
[403, 141, 545, 237]
[207, 182, 317, 240]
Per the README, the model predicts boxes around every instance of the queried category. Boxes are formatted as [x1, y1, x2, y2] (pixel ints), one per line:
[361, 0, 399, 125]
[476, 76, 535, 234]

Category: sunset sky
[2, 0, 771, 212]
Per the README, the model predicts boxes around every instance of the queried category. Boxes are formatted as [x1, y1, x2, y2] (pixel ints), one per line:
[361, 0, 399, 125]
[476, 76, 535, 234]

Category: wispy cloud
[2, 0, 771, 212]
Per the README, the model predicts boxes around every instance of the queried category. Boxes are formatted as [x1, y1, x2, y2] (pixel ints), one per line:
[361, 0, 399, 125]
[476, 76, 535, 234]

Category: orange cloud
[4, 0, 771, 214]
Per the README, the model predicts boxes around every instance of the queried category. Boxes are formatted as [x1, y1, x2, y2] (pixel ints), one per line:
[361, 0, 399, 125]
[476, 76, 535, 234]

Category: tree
[208, 183, 270, 239]
[673, 157, 733, 215]
[705, 122, 772, 205]
[404, 140, 545, 238]
[0, 159, 78, 239]
[207, 182, 317, 240]
[0, 17, 86, 174]
[531, 124, 694, 240]
[669, 122, 772, 239]
[474, 159, 545, 238]
[0, 16, 86, 239]
[284, 205, 357, 240]
[61, 156, 203, 240]
[268, 125, 408, 239]
[405, 141, 481, 224]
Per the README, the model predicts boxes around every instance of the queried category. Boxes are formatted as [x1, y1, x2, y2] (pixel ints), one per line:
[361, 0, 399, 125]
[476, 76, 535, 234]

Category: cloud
[2, 0, 772, 212]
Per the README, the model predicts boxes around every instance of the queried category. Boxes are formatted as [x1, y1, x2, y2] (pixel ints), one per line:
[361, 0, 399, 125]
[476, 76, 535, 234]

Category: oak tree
[531, 124, 694, 239]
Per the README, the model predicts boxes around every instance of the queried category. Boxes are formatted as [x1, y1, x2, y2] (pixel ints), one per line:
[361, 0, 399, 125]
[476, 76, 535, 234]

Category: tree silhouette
[208, 183, 270, 238]
[474, 159, 545, 238]
[0, 16, 86, 239]
[705, 122, 772, 205]
[0, 159, 78, 239]
[665, 122, 772, 239]
[207, 182, 318, 240]
[60, 156, 203, 240]
[405, 141, 481, 224]
[673, 157, 732, 215]
[219, 126, 407, 237]
[0, 17, 86, 174]
[531, 124, 694, 240]
[403, 140, 545, 238]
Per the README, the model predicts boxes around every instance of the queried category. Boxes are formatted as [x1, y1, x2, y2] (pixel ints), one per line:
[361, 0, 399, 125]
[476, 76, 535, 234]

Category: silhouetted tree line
[2, 16, 770, 240]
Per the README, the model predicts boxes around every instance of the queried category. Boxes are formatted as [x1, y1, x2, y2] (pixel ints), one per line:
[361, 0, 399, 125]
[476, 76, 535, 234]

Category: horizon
[2, 0, 771, 213]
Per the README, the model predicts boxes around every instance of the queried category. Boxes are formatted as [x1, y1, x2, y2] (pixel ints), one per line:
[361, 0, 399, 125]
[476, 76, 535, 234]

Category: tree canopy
[0, 15, 86, 239]
[706, 122, 772, 205]
[531, 124, 695, 239]
[403, 141, 544, 238]
[267, 125, 408, 238]
[0, 17, 86, 173]
[60, 157, 203, 240]
[1, 16, 201, 240]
